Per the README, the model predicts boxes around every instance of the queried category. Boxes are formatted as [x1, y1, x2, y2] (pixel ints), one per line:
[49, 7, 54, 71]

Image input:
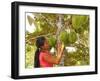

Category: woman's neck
[41, 49, 49, 53]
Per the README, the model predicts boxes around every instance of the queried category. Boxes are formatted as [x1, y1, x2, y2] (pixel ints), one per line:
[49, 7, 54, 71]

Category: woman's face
[43, 39, 50, 50]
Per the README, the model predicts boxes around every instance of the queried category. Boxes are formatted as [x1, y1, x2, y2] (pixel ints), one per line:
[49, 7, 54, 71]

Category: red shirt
[39, 51, 53, 67]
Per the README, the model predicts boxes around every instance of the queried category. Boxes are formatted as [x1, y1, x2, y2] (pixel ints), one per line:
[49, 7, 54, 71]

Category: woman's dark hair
[34, 36, 46, 68]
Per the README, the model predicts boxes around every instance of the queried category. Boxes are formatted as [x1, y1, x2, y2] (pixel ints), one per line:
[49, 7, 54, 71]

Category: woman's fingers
[61, 43, 64, 53]
[57, 42, 64, 54]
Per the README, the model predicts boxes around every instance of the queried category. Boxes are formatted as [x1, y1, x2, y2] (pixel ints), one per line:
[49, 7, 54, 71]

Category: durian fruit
[59, 31, 69, 46]
[59, 30, 77, 46]
[72, 15, 89, 34]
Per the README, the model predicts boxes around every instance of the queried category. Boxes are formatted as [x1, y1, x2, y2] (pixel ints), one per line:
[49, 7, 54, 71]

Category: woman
[34, 36, 64, 68]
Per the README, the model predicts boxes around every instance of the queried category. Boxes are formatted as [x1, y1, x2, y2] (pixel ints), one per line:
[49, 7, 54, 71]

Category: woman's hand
[60, 43, 64, 55]
[57, 42, 64, 54]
